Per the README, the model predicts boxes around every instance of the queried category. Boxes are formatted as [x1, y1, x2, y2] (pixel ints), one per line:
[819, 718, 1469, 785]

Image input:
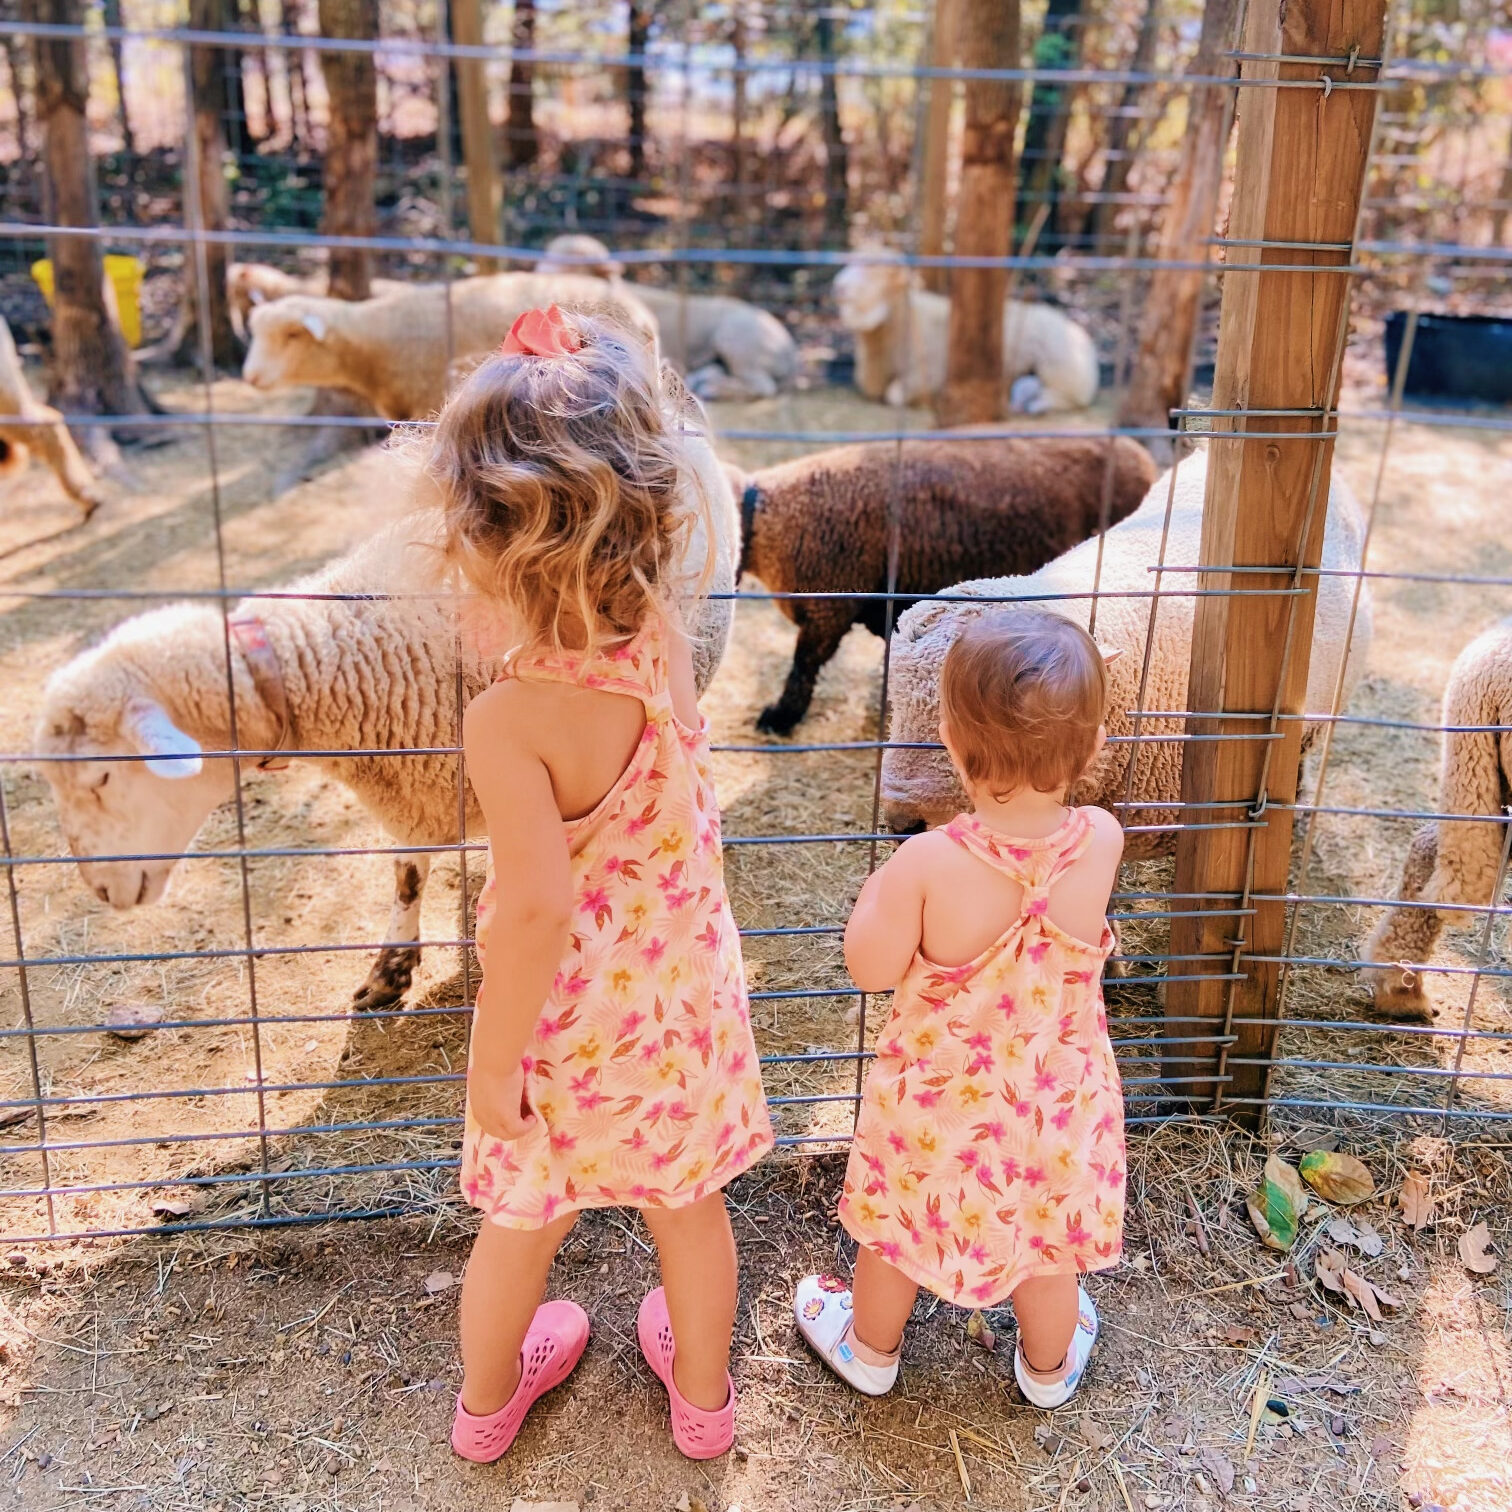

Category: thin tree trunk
[24, 0, 148, 427]
[939, 0, 1021, 424]
[317, 0, 378, 300]
[1115, 0, 1242, 443]
[100, 0, 134, 157]
[504, 0, 538, 169]
[175, 0, 240, 369]
[1093, 0, 1163, 248]
[816, 9, 850, 243]
[918, 0, 957, 292]
[282, 0, 310, 149]
[2, 28, 33, 166]
[626, 0, 650, 182]
[1014, 0, 1079, 246]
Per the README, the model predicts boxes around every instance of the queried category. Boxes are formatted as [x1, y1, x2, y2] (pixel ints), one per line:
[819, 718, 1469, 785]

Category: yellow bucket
[31, 253, 144, 348]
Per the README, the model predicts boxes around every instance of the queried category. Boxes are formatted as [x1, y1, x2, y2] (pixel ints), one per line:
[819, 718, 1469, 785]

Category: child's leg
[459, 1209, 578, 1414]
[1011, 1273, 1079, 1376]
[641, 1191, 737, 1411]
[851, 1244, 919, 1359]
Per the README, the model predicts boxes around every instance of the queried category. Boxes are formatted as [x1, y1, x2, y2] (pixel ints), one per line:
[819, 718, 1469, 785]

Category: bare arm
[844, 841, 928, 992]
[463, 683, 573, 1137]
[1047, 806, 1126, 946]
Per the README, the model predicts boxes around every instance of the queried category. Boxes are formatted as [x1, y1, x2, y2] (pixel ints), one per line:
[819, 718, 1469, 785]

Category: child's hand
[468, 1060, 536, 1142]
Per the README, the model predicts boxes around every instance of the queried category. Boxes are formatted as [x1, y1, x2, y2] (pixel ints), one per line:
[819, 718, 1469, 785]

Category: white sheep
[0, 313, 103, 517]
[241, 272, 659, 422]
[535, 234, 799, 402]
[226, 261, 417, 336]
[832, 248, 1099, 414]
[879, 449, 1373, 853]
[1362, 618, 1512, 1021]
[34, 432, 739, 1012]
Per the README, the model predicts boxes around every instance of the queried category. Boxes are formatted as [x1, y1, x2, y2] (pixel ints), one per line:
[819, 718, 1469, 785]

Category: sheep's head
[227, 262, 299, 329]
[34, 616, 238, 910]
[833, 250, 912, 333]
[534, 234, 621, 280]
[243, 297, 346, 392]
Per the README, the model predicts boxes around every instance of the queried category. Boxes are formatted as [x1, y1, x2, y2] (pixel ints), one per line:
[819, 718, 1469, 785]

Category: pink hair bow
[501, 304, 582, 357]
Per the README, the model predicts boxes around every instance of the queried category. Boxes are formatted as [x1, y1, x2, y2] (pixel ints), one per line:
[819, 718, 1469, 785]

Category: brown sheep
[728, 434, 1158, 734]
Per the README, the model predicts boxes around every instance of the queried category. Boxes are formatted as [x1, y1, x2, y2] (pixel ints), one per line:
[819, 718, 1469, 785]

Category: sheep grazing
[730, 433, 1158, 734]
[241, 272, 659, 422]
[879, 449, 1373, 852]
[34, 433, 739, 1012]
[833, 248, 1099, 414]
[226, 262, 415, 335]
[1362, 619, 1512, 1021]
[535, 234, 799, 402]
[0, 314, 103, 517]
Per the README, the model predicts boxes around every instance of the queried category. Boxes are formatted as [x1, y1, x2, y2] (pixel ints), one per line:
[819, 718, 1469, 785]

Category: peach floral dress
[838, 809, 1125, 1305]
[460, 615, 773, 1229]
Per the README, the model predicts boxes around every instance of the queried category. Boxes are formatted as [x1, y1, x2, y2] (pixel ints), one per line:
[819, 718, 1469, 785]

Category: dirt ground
[0, 354, 1509, 1509]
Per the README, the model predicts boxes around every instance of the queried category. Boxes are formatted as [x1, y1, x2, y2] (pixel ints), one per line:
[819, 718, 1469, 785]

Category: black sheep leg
[757, 610, 853, 735]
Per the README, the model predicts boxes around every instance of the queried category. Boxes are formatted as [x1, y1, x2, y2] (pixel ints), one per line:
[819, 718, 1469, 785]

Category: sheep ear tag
[300, 312, 328, 342]
[124, 698, 204, 779]
[1097, 644, 1125, 667]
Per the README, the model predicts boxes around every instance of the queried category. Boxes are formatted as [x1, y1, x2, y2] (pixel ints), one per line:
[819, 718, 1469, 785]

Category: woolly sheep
[1362, 618, 1512, 1021]
[241, 272, 660, 422]
[34, 431, 739, 1012]
[729, 433, 1157, 734]
[535, 234, 799, 402]
[226, 261, 417, 336]
[833, 248, 1099, 414]
[0, 313, 103, 517]
[879, 449, 1373, 851]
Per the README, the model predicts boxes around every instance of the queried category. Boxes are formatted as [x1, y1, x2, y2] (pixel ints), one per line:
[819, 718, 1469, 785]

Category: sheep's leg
[352, 853, 430, 1012]
[687, 361, 779, 403]
[1360, 825, 1441, 1022]
[757, 610, 852, 736]
[0, 407, 103, 517]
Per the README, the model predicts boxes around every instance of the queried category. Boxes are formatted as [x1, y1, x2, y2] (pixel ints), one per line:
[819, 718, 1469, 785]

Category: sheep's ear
[1097, 644, 1125, 667]
[300, 311, 328, 342]
[123, 698, 203, 779]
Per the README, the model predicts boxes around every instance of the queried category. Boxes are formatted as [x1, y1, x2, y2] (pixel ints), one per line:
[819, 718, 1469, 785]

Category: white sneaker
[1014, 1286, 1099, 1409]
[794, 1274, 899, 1396]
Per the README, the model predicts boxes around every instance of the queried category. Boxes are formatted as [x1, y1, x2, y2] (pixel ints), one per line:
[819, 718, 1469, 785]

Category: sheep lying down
[0, 313, 103, 517]
[34, 436, 738, 1014]
[880, 449, 1373, 855]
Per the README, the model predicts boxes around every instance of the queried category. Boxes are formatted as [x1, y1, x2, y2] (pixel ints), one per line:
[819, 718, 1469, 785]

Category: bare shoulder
[462, 677, 555, 757]
[888, 827, 961, 880]
[1079, 804, 1126, 861]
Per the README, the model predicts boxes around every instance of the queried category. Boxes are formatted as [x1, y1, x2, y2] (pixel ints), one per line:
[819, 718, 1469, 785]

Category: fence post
[1163, 0, 1386, 1123]
[452, 0, 501, 270]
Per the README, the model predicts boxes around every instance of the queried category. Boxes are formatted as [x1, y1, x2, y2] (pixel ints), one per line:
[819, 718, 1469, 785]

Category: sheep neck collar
[737, 481, 763, 582]
[228, 616, 293, 771]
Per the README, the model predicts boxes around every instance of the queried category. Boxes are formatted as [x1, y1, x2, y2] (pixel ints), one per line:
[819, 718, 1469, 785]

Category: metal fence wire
[0, 0, 1510, 1243]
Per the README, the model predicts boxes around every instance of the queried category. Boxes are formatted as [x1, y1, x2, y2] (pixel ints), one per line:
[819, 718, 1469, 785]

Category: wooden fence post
[452, 0, 501, 270]
[1164, 0, 1386, 1122]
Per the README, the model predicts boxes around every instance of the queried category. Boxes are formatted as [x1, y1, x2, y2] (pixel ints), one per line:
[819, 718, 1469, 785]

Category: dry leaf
[1325, 1215, 1384, 1258]
[1198, 1448, 1235, 1495]
[150, 1198, 193, 1219]
[1340, 1268, 1402, 1323]
[1300, 1150, 1375, 1206]
[1248, 1155, 1307, 1251]
[1288, 1302, 1312, 1321]
[966, 1309, 997, 1352]
[1224, 1325, 1261, 1347]
[1315, 1248, 1348, 1294]
[0, 1107, 33, 1130]
[1397, 1171, 1433, 1231]
[423, 1270, 457, 1295]
[1458, 1222, 1497, 1275]
[104, 1003, 165, 1042]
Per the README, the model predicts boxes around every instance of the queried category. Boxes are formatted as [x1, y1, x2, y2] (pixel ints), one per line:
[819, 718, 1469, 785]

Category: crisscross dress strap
[942, 809, 1095, 916]
[500, 614, 672, 716]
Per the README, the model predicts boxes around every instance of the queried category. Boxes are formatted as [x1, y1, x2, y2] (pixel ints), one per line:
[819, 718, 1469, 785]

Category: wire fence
[0, 0, 1510, 1244]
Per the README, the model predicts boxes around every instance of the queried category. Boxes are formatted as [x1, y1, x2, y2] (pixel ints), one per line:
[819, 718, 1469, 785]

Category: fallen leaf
[1325, 1215, 1384, 1258]
[1224, 1325, 1261, 1347]
[1288, 1302, 1311, 1321]
[422, 1271, 457, 1295]
[150, 1198, 194, 1219]
[1315, 1248, 1348, 1295]
[1086, 1426, 1114, 1452]
[1458, 1222, 1497, 1275]
[1274, 1375, 1361, 1397]
[966, 1309, 996, 1352]
[1300, 1150, 1375, 1206]
[1248, 1155, 1307, 1251]
[1340, 1268, 1402, 1323]
[104, 1003, 165, 1043]
[1198, 1448, 1235, 1495]
[1397, 1171, 1433, 1231]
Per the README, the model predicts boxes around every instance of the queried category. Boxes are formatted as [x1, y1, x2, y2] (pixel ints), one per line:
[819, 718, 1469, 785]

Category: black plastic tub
[1384, 311, 1512, 405]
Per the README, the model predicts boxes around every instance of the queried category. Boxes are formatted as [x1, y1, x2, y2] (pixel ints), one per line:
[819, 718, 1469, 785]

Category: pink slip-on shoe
[636, 1287, 735, 1460]
[451, 1299, 591, 1463]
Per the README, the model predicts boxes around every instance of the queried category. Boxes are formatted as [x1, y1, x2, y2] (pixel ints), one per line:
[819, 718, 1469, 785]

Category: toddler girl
[795, 610, 1125, 1406]
[432, 306, 773, 1462]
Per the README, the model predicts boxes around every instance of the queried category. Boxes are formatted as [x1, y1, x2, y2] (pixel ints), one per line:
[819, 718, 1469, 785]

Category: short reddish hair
[940, 611, 1108, 799]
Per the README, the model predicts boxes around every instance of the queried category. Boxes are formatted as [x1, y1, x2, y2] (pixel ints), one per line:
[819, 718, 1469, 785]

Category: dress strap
[500, 613, 673, 714]
[942, 809, 1095, 911]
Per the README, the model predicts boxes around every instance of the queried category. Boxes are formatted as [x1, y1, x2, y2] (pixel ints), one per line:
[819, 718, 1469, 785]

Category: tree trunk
[282, 0, 310, 148]
[235, 0, 269, 144]
[1014, 0, 1080, 248]
[451, 0, 500, 266]
[626, 0, 651, 182]
[1092, 0, 1163, 248]
[100, 0, 134, 157]
[24, 0, 148, 427]
[504, 0, 538, 169]
[918, 0, 957, 293]
[175, 0, 240, 369]
[939, 0, 1021, 424]
[317, 0, 379, 300]
[1, 27, 33, 166]
[815, 9, 850, 243]
[1115, 0, 1243, 443]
